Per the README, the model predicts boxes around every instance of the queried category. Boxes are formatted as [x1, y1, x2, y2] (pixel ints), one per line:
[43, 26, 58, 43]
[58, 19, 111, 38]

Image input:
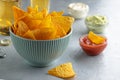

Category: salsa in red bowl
[79, 32, 107, 56]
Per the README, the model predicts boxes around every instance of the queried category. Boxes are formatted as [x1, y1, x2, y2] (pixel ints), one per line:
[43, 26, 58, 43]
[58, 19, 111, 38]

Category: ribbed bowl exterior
[10, 30, 72, 67]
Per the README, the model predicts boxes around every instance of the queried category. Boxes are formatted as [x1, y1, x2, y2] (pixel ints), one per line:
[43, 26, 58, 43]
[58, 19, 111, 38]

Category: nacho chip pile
[12, 6, 74, 40]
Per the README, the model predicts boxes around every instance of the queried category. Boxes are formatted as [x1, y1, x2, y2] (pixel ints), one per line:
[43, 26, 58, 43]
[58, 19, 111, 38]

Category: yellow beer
[0, 0, 19, 35]
[30, 0, 50, 11]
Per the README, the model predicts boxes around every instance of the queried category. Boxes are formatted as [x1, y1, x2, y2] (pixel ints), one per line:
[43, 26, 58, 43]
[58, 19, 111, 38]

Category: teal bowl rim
[10, 27, 72, 41]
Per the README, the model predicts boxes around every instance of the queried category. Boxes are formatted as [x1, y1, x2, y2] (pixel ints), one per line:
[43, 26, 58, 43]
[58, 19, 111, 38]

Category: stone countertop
[0, 0, 120, 80]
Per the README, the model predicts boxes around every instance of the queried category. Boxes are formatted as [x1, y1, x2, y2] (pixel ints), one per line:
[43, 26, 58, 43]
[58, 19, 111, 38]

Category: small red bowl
[79, 35, 107, 56]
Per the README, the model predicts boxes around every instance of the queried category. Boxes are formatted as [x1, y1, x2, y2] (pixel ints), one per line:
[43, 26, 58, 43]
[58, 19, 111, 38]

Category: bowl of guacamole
[85, 15, 108, 33]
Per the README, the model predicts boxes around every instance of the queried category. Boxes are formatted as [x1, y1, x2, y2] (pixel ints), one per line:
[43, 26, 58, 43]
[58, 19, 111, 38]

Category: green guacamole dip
[85, 15, 108, 33]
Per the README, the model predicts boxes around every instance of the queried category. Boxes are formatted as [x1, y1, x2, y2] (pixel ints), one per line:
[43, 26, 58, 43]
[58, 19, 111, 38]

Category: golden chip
[31, 29, 41, 40]
[23, 30, 36, 40]
[55, 25, 66, 38]
[32, 25, 56, 40]
[41, 8, 48, 18]
[88, 31, 105, 44]
[27, 20, 42, 30]
[12, 6, 26, 21]
[48, 62, 76, 79]
[32, 9, 48, 20]
[37, 16, 56, 40]
[27, 6, 38, 14]
[51, 16, 74, 34]
[49, 11, 64, 16]
[20, 13, 33, 24]
[16, 20, 29, 37]
[39, 15, 51, 28]
[12, 22, 18, 34]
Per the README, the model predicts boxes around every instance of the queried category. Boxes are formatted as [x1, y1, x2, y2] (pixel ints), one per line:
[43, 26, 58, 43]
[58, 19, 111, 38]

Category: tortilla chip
[26, 20, 42, 30]
[88, 31, 105, 44]
[11, 24, 18, 34]
[48, 62, 76, 79]
[49, 11, 64, 16]
[23, 30, 36, 40]
[32, 26, 56, 40]
[31, 11, 45, 20]
[12, 6, 26, 21]
[16, 21, 29, 37]
[29, 8, 48, 20]
[41, 8, 48, 18]
[39, 15, 51, 27]
[55, 25, 66, 38]
[27, 6, 38, 14]
[32, 29, 41, 40]
[51, 16, 74, 34]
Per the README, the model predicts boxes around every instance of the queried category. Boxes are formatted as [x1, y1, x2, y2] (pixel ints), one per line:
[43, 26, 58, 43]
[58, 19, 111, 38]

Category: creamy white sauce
[68, 3, 89, 19]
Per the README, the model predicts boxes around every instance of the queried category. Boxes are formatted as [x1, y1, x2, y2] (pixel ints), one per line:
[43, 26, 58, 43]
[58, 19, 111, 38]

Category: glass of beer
[0, 0, 20, 35]
[30, 0, 50, 12]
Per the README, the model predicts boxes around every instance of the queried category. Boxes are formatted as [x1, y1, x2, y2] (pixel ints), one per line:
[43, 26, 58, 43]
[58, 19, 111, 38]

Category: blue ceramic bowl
[10, 29, 72, 67]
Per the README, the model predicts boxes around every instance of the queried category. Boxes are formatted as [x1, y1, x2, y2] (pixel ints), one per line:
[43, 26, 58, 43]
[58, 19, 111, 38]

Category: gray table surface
[0, 0, 120, 80]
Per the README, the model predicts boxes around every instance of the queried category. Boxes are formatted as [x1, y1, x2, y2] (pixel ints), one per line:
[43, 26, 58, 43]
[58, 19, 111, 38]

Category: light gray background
[0, 0, 120, 80]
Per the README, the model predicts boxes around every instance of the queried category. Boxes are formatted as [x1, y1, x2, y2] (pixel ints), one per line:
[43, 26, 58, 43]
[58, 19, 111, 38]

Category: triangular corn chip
[41, 8, 48, 18]
[88, 31, 105, 44]
[23, 30, 36, 40]
[49, 11, 64, 16]
[51, 16, 74, 34]
[16, 21, 29, 37]
[32, 25, 56, 40]
[36, 16, 56, 40]
[31, 9, 48, 20]
[12, 23, 18, 34]
[12, 6, 26, 21]
[55, 25, 66, 38]
[26, 20, 42, 30]
[48, 62, 76, 79]
[32, 29, 41, 40]
[20, 13, 33, 24]
[27, 6, 38, 14]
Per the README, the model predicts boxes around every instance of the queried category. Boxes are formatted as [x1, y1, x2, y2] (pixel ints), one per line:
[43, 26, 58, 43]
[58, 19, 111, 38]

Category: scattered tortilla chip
[48, 62, 76, 79]
[88, 31, 105, 44]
